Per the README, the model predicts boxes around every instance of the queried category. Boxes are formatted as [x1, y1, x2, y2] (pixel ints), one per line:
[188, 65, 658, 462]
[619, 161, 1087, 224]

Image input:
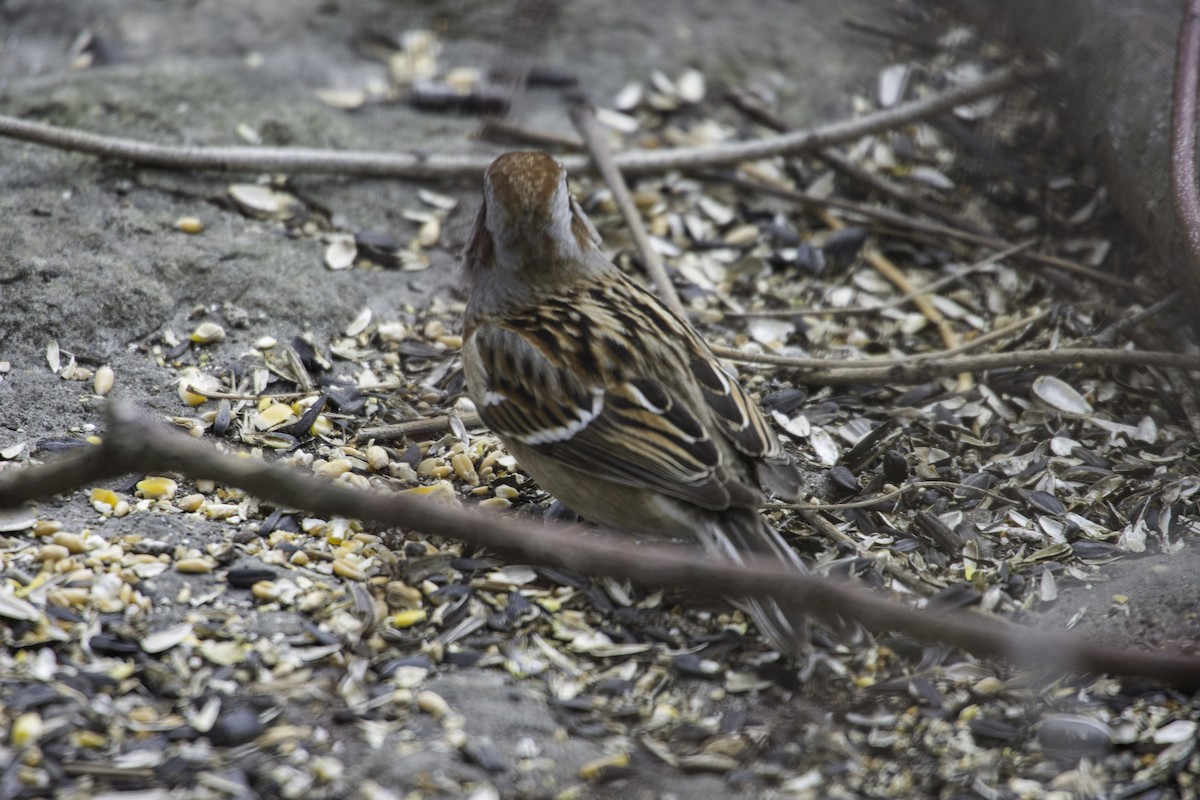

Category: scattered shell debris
[3, 26, 1200, 800]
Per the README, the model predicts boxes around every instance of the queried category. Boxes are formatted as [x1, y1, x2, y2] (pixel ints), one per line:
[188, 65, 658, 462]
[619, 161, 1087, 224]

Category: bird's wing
[687, 350, 803, 499]
[466, 321, 755, 511]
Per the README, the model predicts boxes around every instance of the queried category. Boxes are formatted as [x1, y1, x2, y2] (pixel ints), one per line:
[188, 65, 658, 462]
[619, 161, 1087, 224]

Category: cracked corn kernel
[390, 609, 427, 628]
[416, 690, 449, 719]
[311, 756, 344, 783]
[332, 558, 366, 581]
[90, 488, 120, 512]
[52, 531, 86, 554]
[579, 753, 629, 779]
[400, 483, 458, 504]
[254, 402, 296, 430]
[175, 216, 205, 234]
[72, 730, 107, 749]
[477, 497, 511, 511]
[176, 493, 204, 512]
[11, 712, 42, 747]
[451, 452, 478, 484]
[493, 485, 519, 500]
[175, 557, 215, 574]
[93, 365, 114, 396]
[136, 477, 178, 500]
[177, 368, 218, 406]
[365, 445, 389, 471]
[189, 322, 226, 344]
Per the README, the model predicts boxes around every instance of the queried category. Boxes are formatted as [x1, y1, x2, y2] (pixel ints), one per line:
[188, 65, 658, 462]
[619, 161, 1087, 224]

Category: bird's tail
[702, 511, 809, 656]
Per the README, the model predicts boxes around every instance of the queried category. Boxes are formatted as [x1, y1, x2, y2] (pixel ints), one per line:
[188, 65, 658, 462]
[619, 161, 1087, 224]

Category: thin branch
[726, 86, 989, 235]
[842, 18, 944, 51]
[1090, 292, 1181, 347]
[0, 64, 1045, 179]
[1, 403, 1198, 687]
[713, 346, 1200, 383]
[360, 412, 483, 442]
[768, 479, 1014, 513]
[569, 101, 685, 315]
[924, 309, 1048, 359]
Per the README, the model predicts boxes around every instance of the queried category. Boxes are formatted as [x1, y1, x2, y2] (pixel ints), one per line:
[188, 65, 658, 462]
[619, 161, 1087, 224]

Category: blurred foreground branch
[1, 403, 1198, 688]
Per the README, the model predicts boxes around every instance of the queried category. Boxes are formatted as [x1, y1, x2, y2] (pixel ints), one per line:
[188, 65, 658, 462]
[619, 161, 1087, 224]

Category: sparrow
[460, 151, 809, 654]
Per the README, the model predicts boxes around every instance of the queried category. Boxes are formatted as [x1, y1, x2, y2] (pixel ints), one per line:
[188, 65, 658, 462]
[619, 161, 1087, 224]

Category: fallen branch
[0, 403, 1198, 687]
[0, 64, 1045, 179]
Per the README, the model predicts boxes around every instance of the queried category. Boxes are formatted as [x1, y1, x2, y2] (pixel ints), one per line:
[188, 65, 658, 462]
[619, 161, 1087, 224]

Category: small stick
[726, 86, 988, 235]
[712, 345, 1200, 383]
[569, 100, 685, 316]
[768, 480, 1014, 513]
[360, 412, 483, 442]
[842, 18, 943, 51]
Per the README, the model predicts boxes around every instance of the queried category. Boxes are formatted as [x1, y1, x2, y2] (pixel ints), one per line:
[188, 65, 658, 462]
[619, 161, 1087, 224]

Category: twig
[768, 480, 1014, 513]
[923, 309, 1048, 359]
[360, 412, 483, 442]
[1, 403, 1197, 687]
[713, 346, 1200, 384]
[791, 507, 938, 594]
[1090, 292, 1181, 347]
[0, 63, 1045, 179]
[569, 101, 685, 315]
[842, 18, 943, 51]
[726, 86, 988, 234]
[816, 147, 988, 234]
[703, 173, 1139, 292]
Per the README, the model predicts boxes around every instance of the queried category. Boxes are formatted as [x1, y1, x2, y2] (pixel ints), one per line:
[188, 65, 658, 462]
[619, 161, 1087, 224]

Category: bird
[460, 150, 810, 655]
